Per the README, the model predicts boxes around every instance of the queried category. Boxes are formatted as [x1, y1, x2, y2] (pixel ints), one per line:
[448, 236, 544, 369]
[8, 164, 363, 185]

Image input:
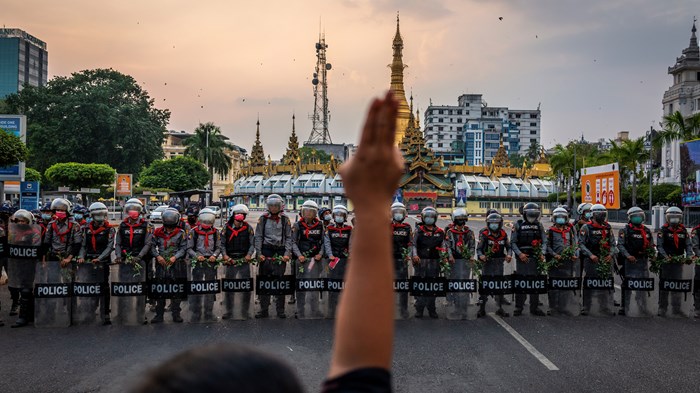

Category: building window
[479, 202, 489, 209]
[531, 138, 537, 143]
[530, 130, 537, 135]
[530, 122, 537, 127]
[457, 118, 462, 123]
[515, 114, 521, 118]
[669, 103, 674, 114]
[438, 134, 444, 140]
[697, 72, 700, 81]
[438, 118, 443, 122]
[516, 122, 521, 126]
[438, 127, 443, 131]
[530, 114, 538, 119]
[438, 143, 443, 148]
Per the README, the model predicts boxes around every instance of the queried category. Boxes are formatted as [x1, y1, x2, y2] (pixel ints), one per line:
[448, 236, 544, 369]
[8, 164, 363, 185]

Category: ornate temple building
[223, 16, 556, 215]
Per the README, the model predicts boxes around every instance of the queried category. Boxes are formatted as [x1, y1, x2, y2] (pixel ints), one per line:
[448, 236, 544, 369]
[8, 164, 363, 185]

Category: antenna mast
[307, 30, 332, 144]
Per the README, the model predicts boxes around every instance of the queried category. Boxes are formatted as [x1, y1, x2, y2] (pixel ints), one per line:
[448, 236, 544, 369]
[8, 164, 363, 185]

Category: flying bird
[498, 17, 503, 21]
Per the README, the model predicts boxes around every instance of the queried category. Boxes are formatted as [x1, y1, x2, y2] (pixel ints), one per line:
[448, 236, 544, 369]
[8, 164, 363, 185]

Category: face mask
[74, 214, 83, 220]
[489, 223, 500, 231]
[86, 217, 93, 224]
[423, 217, 436, 226]
[234, 214, 245, 222]
[393, 213, 405, 222]
[200, 224, 212, 229]
[555, 217, 566, 225]
[584, 212, 593, 219]
[128, 211, 140, 220]
[334, 216, 345, 224]
[630, 216, 643, 225]
[41, 213, 52, 220]
[454, 219, 466, 226]
[55, 211, 67, 220]
[323, 214, 332, 221]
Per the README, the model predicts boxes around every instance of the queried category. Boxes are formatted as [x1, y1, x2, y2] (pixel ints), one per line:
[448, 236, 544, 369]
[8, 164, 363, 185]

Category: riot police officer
[477, 212, 512, 317]
[319, 207, 333, 228]
[8, 209, 42, 328]
[151, 208, 188, 323]
[391, 202, 412, 319]
[254, 194, 293, 318]
[0, 204, 13, 319]
[575, 203, 593, 233]
[324, 204, 353, 317]
[292, 200, 325, 318]
[446, 208, 475, 319]
[188, 208, 222, 321]
[617, 206, 654, 316]
[657, 206, 694, 316]
[221, 204, 255, 319]
[72, 204, 88, 228]
[76, 202, 115, 324]
[511, 202, 547, 316]
[115, 198, 152, 265]
[578, 204, 617, 315]
[411, 206, 445, 318]
[546, 207, 579, 316]
[690, 215, 700, 318]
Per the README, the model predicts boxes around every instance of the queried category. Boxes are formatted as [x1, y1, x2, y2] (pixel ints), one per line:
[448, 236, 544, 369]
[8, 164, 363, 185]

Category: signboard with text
[0, 115, 27, 181]
[20, 181, 40, 211]
[115, 174, 132, 196]
[680, 139, 700, 207]
[580, 163, 620, 209]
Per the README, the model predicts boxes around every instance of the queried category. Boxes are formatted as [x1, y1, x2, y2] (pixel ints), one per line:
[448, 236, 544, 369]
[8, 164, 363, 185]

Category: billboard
[680, 139, 700, 207]
[115, 174, 133, 197]
[20, 181, 40, 211]
[580, 162, 620, 209]
[0, 115, 27, 181]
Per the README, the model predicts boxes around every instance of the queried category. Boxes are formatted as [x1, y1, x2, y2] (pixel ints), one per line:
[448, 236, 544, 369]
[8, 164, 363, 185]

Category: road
[0, 211, 697, 392]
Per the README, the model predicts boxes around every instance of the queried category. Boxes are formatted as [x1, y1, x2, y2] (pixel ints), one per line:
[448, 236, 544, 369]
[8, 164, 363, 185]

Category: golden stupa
[389, 13, 412, 145]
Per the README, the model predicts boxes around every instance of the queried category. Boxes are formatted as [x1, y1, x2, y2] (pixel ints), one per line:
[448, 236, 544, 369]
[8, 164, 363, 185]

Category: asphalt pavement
[0, 212, 697, 392]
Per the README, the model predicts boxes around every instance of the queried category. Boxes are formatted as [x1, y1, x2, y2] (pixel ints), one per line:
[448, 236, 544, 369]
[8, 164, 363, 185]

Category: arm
[545, 230, 555, 256]
[212, 231, 222, 257]
[510, 223, 522, 257]
[617, 228, 631, 259]
[97, 228, 115, 263]
[684, 228, 693, 257]
[71, 224, 83, 257]
[137, 225, 153, 259]
[328, 92, 402, 378]
[656, 231, 668, 258]
[78, 228, 87, 260]
[151, 235, 161, 258]
[539, 223, 547, 255]
[187, 231, 197, 258]
[283, 217, 293, 258]
[504, 233, 512, 256]
[476, 232, 486, 258]
[247, 227, 255, 257]
[174, 233, 188, 260]
[467, 230, 476, 258]
[411, 227, 420, 258]
[445, 231, 454, 259]
[323, 229, 334, 258]
[114, 227, 123, 259]
[691, 228, 700, 256]
[608, 227, 618, 257]
[291, 223, 302, 257]
[578, 226, 593, 258]
[254, 217, 264, 256]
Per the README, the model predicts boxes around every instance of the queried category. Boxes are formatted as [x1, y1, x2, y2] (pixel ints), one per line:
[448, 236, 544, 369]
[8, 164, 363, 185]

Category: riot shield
[255, 257, 295, 319]
[72, 262, 108, 325]
[622, 257, 657, 317]
[147, 260, 188, 324]
[8, 223, 42, 326]
[445, 259, 478, 320]
[582, 258, 615, 316]
[478, 257, 512, 317]
[658, 261, 694, 318]
[409, 258, 443, 318]
[547, 257, 582, 317]
[221, 261, 254, 320]
[394, 257, 411, 319]
[34, 260, 72, 328]
[326, 257, 348, 319]
[295, 257, 326, 319]
[186, 260, 222, 323]
[512, 255, 548, 316]
[110, 260, 147, 325]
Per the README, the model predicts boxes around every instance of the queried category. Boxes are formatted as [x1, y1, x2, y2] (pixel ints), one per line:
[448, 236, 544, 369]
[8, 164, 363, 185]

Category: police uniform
[77, 221, 115, 323]
[187, 224, 221, 320]
[324, 222, 352, 317]
[446, 224, 475, 319]
[254, 212, 293, 317]
[151, 225, 188, 321]
[392, 221, 412, 318]
[546, 223, 579, 315]
[511, 219, 547, 315]
[221, 219, 255, 319]
[292, 218, 325, 318]
[656, 223, 693, 315]
[412, 224, 446, 318]
[477, 227, 511, 314]
[578, 221, 617, 315]
[114, 217, 153, 323]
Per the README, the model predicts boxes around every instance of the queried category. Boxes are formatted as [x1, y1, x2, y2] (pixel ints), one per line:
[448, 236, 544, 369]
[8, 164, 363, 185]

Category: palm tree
[617, 138, 649, 206]
[549, 144, 575, 207]
[653, 111, 700, 149]
[184, 122, 232, 202]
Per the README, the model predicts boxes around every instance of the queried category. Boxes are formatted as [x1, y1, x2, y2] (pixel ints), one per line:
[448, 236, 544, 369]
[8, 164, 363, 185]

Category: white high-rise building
[660, 21, 700, 184]
[423, 94, 540, 165]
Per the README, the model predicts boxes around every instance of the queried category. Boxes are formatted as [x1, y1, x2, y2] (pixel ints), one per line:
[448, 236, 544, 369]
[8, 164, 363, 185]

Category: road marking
[614, 284, 621, 290]
[489, 313, 559, 371]
[287, 346, 294, 352]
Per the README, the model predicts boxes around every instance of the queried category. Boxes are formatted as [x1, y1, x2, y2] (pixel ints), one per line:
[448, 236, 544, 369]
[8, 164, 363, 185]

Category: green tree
[508, 153, 526, 168]
[4, 68, 169, 175]
[526, 141, 541, 162]
[184, 122, 232, 195]
[0, 128, 29, 167]
[605, 138, 649, 207]
[44, 162, 116, 189]
[653, 111, 700, 149]
[300, 146, 331, 164]
[24, 167, 42, 182]
[139, 156, 209, 191]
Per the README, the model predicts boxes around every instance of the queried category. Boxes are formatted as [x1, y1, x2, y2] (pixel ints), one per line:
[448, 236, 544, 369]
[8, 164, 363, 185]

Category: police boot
[496, 308, 509, 318]
[513, 308, 523, 316]
[428, 309, 439, 319]
[477, 304, 486, 318]
[9, 299, 19, 316]
[415, 307, 424, 318]
[531, 308, 546, 317]
[150, 313, 164, 324]
[11, 297, 31, 328]
[172, 312, 183, 323]
[255, 309, 269, 319]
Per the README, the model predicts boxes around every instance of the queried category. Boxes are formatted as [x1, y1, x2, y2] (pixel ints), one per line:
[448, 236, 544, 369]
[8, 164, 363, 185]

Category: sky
[4, 0, 698, 158]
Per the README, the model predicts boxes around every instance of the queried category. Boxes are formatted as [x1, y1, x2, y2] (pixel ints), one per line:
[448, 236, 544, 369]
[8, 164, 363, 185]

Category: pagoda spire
[250, 117, 266, 167]
[691, 17, 698, 48]
[389, 12, 411, 145]
[282, 113, 301, 165]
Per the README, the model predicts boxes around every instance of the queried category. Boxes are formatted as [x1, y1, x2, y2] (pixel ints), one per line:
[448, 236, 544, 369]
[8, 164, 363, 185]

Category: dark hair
[131, 344, 304, 393]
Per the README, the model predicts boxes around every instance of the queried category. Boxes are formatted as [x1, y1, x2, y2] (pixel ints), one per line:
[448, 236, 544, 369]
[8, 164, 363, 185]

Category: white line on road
[489, 313, 559, 371]
[614, 284, 621, 290]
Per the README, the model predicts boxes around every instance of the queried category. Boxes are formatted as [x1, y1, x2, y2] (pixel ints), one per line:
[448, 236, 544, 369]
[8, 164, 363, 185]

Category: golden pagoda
[249, 119, 266, 167]
[281, 114, 301, 166]
[389, 13, 412, 145]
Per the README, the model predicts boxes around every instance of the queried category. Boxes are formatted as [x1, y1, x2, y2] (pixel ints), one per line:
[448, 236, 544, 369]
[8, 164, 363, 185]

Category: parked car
[205, 205, 222, 219]
[149, 205, 168, 223]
